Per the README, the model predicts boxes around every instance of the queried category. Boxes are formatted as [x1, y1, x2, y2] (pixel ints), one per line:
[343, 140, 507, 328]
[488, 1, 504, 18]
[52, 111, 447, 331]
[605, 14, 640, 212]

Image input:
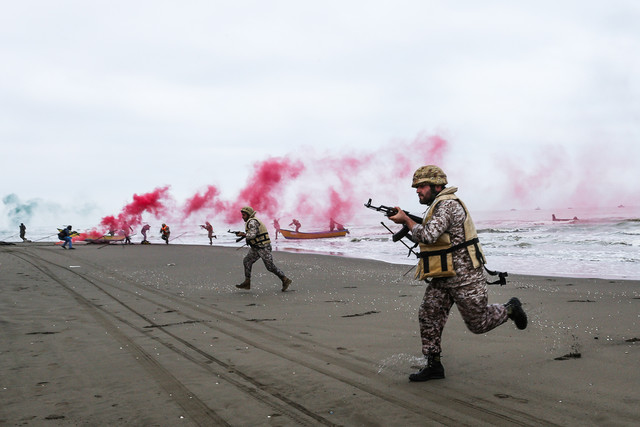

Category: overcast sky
[2, 1, 639, 226]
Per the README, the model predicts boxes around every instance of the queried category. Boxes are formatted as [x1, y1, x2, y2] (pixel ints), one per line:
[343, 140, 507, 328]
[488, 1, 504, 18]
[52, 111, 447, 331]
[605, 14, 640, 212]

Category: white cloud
[1, 1, 639, 220]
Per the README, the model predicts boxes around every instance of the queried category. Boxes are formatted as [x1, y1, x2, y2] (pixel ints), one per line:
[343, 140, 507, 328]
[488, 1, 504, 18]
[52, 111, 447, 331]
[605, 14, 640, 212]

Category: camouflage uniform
[243, 218, 285, 280]
[410, 198, 509, 356]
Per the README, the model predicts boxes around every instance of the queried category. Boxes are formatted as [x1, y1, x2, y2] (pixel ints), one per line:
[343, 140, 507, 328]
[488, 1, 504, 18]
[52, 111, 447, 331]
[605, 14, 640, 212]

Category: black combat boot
[505, 297, 527, 330]
[281, 276, 292, 292]
[236, 278, 251, 289]
[409, 354, 445, 382]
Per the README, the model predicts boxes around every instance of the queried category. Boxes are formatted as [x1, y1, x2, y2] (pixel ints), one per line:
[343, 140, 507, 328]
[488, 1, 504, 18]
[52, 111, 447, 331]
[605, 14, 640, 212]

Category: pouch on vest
[415, 238, 456, 279]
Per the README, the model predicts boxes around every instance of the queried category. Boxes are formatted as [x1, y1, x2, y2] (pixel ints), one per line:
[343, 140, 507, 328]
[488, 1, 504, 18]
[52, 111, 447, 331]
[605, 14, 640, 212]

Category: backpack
[58, 228, 67, 240]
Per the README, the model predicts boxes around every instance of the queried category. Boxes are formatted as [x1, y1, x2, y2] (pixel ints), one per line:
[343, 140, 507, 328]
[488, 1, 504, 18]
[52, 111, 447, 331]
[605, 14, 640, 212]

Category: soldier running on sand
[389, 165, 527, 382]
[200, 221, 216, 245]
[234, 207, 292, 292]
[160, 223, 170, 244]
[58, 225, 75, 250]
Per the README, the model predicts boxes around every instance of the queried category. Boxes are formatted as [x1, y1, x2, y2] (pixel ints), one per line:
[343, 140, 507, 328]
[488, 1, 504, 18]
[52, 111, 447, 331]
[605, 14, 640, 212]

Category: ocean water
[2, 206, 639, 281]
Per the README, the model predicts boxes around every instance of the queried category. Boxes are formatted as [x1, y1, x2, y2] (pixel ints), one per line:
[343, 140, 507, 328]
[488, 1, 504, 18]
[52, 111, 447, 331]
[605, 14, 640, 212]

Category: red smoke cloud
[100, 186, 172, 232]
[89, 133, 640, 235]
[285, 134, 449, 225]
[498, 141, 640, 210]
[501, 146, 569, 205]
[225, 157, 305, 222]
[97, 133, 450, 231]
[182, 185, 227, 219]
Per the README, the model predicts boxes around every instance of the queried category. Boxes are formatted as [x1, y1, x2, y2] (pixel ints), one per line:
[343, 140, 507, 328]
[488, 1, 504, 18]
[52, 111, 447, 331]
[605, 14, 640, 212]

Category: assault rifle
[364, 200, 509, 286]
[227, 229, 246, 243]
[364, 198, 423, 242]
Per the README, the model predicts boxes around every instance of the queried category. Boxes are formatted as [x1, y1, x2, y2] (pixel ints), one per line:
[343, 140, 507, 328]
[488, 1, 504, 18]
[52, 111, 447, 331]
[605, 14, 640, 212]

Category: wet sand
[1, 243, 639, 425]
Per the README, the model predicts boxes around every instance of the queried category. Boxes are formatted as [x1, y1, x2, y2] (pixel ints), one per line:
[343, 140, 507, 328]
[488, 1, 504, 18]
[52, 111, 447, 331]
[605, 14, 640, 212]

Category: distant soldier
[58, 225, 75, 250]
[200, 221, 216, 245]
[160, 223, 170, 244]
[329, 218, 345, 231]
[289, 218, 301, 232]
[234, 206, 292, 292]
[273, 218, 281, 239]
[123, 224, 133, 244]
[141, 224, 151, 244]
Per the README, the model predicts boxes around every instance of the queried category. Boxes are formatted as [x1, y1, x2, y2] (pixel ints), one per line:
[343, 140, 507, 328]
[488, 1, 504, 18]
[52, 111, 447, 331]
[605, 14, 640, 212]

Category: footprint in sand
[554, 352, 581, 360]
[494, 393, 529, 403]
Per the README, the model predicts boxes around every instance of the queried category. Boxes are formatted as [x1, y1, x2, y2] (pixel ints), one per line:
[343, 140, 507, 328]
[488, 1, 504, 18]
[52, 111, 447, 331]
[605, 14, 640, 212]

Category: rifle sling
[484, 265, 508, 286]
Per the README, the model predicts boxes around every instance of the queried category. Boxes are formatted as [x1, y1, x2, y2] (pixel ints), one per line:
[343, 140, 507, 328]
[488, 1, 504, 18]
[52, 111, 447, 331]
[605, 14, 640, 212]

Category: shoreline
[4, 239, 639, 282]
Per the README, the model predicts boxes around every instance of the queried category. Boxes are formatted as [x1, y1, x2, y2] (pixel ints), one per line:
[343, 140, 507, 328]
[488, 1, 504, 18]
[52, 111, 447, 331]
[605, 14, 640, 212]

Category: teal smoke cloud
[2, 194, 39, 226]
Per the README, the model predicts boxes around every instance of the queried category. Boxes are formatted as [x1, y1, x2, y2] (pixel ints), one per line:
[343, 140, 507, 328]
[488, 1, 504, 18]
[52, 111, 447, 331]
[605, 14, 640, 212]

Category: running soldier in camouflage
[234, 206, 292, 292]
[389, 165, 527, 382]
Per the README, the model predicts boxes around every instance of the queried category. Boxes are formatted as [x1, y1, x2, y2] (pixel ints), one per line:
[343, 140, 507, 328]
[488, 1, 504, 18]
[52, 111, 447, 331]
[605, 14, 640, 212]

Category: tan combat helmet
[240, 206, 256, 217]
[412, 165, 448, 188]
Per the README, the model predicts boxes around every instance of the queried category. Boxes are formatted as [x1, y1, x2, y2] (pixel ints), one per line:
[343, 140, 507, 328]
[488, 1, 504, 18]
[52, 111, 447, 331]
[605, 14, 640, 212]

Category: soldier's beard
[419, 193, 437, 206]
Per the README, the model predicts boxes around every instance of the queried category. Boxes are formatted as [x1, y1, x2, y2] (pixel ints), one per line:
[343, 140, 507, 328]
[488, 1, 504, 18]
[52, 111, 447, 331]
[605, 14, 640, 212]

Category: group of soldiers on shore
[10, 165, 529, 383]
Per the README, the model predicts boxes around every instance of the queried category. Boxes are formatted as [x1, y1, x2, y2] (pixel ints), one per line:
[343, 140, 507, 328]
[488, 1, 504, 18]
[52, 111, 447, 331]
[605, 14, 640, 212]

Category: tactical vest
[245, 218, 271, 248]
[415, 188, 486, 280]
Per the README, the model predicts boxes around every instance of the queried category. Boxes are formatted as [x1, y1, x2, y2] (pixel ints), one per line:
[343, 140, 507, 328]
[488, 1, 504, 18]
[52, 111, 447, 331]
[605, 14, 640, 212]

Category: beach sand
[1, 243, 639, 426]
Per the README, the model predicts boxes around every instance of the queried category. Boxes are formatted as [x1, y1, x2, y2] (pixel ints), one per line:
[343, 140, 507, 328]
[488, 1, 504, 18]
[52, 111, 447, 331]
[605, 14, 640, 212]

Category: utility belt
[417, 237, 507, 285]
[417, 237, 481, 266]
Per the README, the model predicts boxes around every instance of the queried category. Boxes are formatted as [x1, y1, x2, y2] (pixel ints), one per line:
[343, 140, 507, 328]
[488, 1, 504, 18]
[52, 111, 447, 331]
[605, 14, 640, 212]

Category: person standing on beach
[272, 218, 281, 240]
[234, 206, 292, 292]
[19, 223, 26, 241]
[123, 224, 133, 244]
[141, 224, 151, 244]
[58, 225, 75, 250]
[160, 223, 170, 244]
[389, 165, 527, 382]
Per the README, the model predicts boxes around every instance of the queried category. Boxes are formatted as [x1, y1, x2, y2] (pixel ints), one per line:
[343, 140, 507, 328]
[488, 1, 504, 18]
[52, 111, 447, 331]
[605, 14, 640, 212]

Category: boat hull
[279, 229, 348, 239]
[85, 236, 126, 244]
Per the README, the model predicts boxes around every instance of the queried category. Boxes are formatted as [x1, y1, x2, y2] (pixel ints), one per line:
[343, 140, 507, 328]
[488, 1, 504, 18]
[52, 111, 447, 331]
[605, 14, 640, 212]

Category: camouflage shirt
[409, 198, 485, 288]
[245, 218, 261, 241]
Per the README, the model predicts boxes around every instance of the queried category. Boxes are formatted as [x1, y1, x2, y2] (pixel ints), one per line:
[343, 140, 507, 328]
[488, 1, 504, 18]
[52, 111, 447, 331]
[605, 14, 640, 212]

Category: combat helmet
[412, 165, 448, 188]
[240, 206, 256, 217]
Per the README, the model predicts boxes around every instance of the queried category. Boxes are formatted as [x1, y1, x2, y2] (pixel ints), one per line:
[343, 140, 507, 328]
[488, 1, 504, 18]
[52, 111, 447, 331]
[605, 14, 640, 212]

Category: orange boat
[279, 229, 349, 239]
[85, 235, 126, 244]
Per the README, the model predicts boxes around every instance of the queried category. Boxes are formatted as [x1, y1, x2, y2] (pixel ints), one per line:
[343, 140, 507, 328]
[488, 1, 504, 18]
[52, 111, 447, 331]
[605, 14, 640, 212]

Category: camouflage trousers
[419, 280, 508, 356]
[243, 244, 285, 280]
